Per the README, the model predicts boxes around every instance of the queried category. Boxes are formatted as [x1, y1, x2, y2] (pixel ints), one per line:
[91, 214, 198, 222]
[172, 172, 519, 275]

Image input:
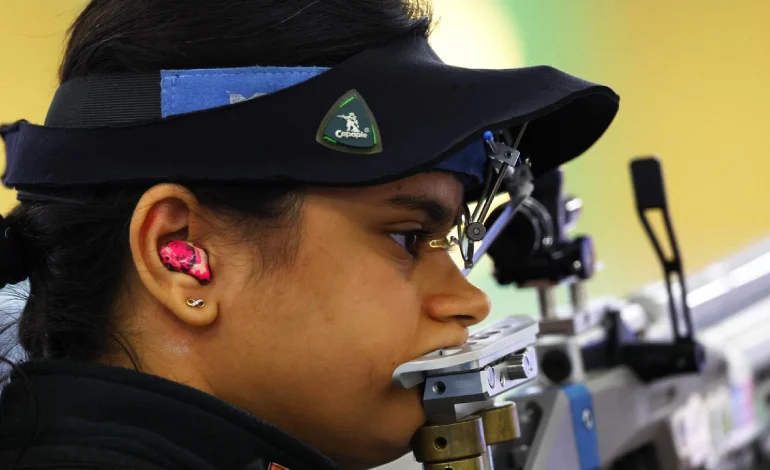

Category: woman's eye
[389, 231, 425, 257]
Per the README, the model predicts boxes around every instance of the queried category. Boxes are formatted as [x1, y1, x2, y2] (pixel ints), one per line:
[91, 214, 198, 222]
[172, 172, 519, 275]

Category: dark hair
[1, 0, 433, 372]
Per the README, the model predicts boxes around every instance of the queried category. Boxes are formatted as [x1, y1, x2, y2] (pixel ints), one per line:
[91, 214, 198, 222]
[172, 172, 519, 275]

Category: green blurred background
[2, 0, 769, 320]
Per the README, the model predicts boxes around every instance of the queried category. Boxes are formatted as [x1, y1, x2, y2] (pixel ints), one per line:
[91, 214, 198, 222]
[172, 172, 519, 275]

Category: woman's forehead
[317, 171, 465, 205]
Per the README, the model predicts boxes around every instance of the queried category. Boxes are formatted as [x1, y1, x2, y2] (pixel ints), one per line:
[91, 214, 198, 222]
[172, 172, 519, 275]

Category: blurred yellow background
[2, 0, 769, 317]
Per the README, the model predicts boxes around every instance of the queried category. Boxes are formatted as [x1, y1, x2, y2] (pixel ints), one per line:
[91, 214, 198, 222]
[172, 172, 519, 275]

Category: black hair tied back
[0, 214, 27, 288]
[0, 0, 436, 462]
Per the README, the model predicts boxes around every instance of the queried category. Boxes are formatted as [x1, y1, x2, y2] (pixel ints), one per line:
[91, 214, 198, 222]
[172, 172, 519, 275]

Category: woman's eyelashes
[388, 230, 430, 258]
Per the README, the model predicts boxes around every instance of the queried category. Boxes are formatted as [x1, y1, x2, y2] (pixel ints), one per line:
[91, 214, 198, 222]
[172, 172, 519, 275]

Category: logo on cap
[316, 90, 382, 154]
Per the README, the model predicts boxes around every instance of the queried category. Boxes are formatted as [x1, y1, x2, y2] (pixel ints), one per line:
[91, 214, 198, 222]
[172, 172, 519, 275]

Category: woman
[0, 0, 618, 469]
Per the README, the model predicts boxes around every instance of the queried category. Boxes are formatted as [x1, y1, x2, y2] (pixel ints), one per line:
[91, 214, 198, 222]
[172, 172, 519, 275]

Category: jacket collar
[0, 360, 338, 470]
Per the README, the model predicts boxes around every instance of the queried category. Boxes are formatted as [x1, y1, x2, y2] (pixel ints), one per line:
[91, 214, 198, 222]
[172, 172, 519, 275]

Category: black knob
[541, 349, 572, 384]
[466, 222, 487, 242]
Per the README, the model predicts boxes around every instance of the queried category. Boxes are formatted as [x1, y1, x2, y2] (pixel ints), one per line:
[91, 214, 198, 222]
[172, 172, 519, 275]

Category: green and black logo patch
[316, 90, 382, 154]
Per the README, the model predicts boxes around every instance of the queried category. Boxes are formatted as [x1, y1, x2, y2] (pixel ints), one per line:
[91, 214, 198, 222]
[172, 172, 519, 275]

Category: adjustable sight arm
[458, 125, 535, 275]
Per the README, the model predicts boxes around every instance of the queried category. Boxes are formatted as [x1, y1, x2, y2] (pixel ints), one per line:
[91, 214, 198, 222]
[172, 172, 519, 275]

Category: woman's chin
[343, 388, 425, 469]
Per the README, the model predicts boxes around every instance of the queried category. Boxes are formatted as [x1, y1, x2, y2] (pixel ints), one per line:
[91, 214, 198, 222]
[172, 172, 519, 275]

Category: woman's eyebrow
[383, 194, 460, 227]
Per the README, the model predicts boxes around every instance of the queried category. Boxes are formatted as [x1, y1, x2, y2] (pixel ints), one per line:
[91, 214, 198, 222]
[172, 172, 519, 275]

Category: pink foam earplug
[159, 240, 212, 285]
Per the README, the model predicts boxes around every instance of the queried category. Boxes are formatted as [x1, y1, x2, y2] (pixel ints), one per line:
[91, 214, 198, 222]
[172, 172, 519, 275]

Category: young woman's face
[220, 171, 490, 467]
[125, 171, 491, 469]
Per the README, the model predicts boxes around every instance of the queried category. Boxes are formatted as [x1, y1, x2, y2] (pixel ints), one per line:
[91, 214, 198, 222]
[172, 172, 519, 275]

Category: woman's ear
[129, 184, 219, 328]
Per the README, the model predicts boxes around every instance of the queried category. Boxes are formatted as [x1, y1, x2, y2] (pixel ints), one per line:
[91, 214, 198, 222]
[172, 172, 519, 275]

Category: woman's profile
[0, 1, 618, 469]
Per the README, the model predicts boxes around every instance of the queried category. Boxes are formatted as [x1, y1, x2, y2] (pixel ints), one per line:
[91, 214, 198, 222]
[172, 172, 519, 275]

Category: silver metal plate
[421, 347, 539, 423]
[392, 315, 539, 388]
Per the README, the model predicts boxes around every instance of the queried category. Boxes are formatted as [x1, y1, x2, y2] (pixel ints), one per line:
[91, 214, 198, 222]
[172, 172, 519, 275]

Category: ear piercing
[186, 298, 206, 308]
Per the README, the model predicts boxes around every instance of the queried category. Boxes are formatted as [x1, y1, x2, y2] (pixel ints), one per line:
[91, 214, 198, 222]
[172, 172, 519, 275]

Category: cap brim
[1, 33, 619, 198]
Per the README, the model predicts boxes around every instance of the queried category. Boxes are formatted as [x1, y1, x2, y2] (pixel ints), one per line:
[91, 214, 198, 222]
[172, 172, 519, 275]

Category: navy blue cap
[1, 32, 619, 197]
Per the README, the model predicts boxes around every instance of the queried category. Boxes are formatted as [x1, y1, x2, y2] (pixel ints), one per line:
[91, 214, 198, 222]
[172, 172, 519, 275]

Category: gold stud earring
[186, 298, 206, 308]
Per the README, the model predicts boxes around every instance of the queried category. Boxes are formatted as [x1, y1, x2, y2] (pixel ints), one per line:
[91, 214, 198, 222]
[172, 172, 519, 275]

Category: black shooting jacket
[0, 360, 339, 470]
